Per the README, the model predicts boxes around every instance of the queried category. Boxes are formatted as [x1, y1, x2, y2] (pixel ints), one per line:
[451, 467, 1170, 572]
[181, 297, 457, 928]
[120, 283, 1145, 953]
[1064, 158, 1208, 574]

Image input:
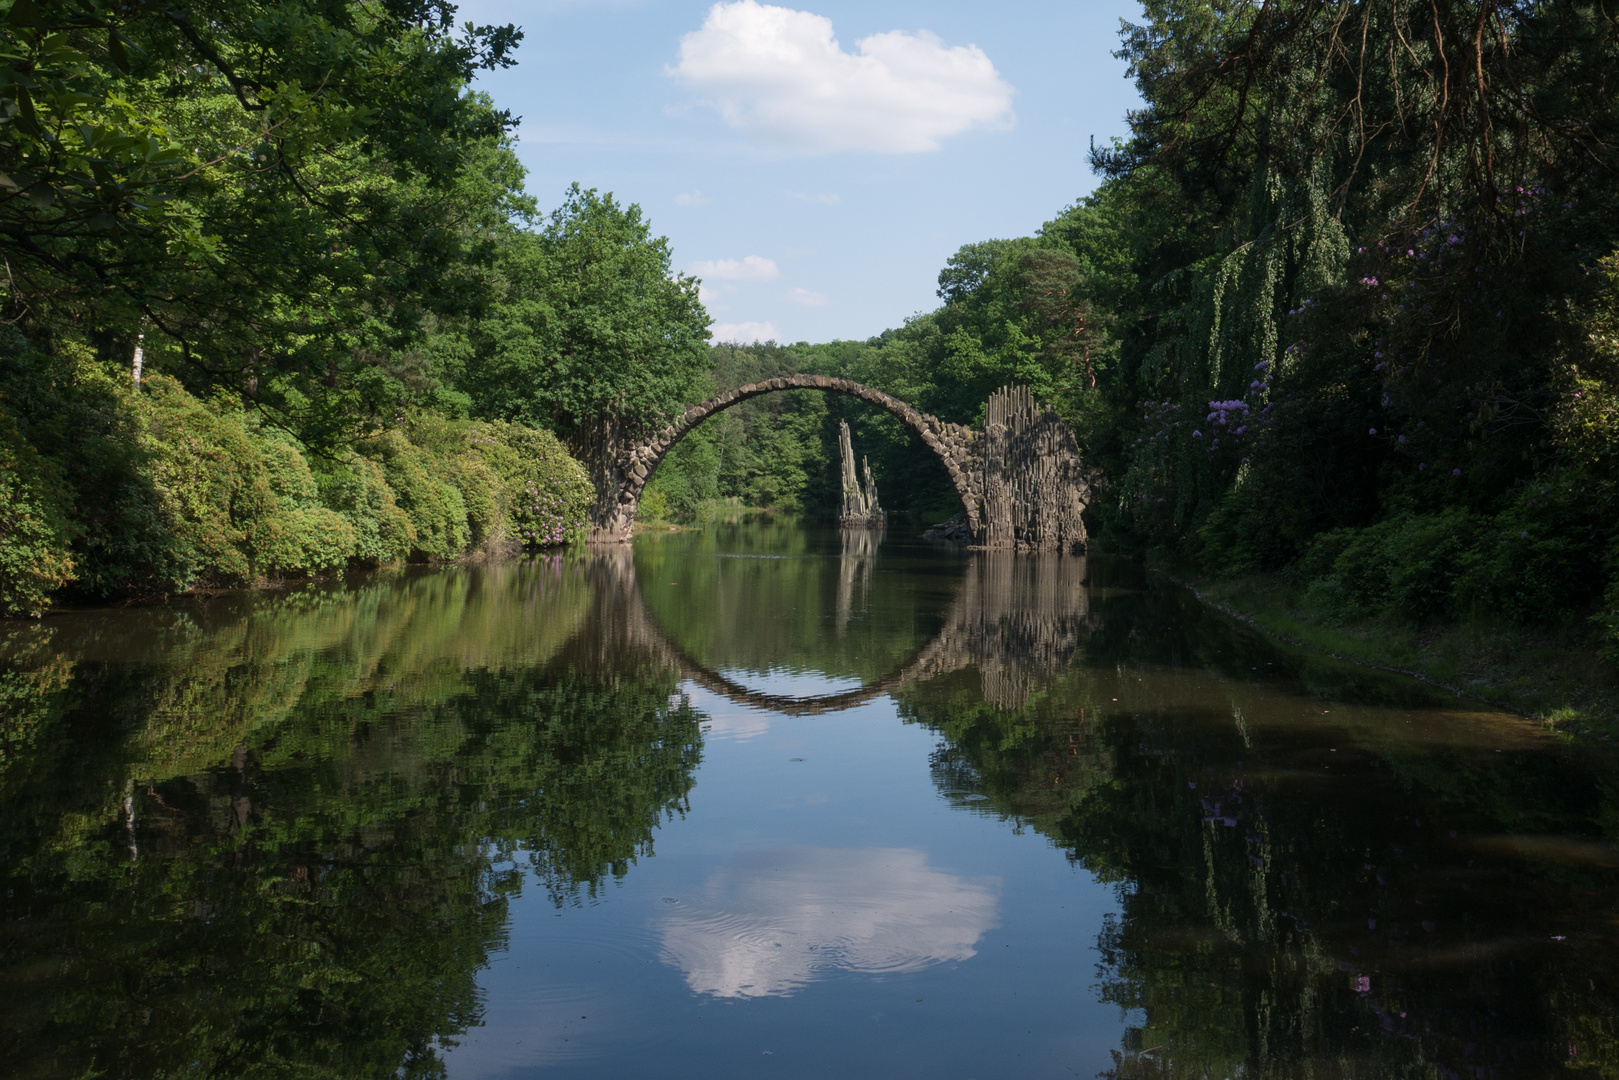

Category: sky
[454, 0, 1147, 344]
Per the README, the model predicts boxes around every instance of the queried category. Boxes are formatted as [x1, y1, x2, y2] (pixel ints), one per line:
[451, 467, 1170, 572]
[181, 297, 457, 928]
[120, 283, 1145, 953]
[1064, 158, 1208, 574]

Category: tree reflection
[0, 561, 702, 1080]
[901, 570, 1619, 1078]
[10, 544, 1619, 1078]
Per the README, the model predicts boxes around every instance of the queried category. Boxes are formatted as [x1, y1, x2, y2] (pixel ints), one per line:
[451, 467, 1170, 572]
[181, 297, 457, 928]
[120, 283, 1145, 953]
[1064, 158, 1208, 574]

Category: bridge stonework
[588, 376, 1088, 551]
[579, 542, 1093, 715]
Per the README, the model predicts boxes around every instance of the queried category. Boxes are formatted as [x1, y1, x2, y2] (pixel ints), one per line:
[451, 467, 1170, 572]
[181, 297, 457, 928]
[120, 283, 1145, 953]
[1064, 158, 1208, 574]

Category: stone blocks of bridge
[587, 378, 1088, 551]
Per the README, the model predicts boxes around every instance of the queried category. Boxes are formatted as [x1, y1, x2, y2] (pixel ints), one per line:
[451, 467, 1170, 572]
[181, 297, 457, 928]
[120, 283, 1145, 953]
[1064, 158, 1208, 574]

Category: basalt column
[979, 385, 1089, 552]
[838, 420, 885, 527]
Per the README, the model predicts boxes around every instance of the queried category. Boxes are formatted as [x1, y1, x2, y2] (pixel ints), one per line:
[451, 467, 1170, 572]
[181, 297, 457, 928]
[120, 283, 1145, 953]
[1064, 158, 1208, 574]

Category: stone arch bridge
[589, 376, 1091, 551]
[564, 543, 1094, 715]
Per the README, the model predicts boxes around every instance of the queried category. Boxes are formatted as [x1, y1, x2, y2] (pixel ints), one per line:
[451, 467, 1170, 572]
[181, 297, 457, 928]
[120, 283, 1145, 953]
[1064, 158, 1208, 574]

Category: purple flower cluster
[514, 482, 580, 548]
[1206, 400, 1250, 435]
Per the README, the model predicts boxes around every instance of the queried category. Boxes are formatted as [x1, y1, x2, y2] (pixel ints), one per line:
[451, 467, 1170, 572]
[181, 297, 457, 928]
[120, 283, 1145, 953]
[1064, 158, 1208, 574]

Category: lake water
[4, 521, 1618, 1078]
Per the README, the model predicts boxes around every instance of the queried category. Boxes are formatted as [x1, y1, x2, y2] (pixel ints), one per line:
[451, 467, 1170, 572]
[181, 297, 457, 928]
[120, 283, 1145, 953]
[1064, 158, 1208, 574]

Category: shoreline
[1155, 564, 1619, 742]
[13, 538, 1614, 744]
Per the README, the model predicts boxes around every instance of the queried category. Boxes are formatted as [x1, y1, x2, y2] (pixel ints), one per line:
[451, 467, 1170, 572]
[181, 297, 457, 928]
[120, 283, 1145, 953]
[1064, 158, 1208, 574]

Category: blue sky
[456, 0, 1146, 344]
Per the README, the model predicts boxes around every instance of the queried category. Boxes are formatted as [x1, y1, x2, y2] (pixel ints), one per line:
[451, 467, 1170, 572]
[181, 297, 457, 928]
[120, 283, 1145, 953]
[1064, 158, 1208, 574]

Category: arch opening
[582, 544, 1093, 716]
[592, 376, 982, 542]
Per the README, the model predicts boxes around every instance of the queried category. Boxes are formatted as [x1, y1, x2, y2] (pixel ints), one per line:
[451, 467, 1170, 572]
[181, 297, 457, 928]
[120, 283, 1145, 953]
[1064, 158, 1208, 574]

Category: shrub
[408, 414, 505, 546]
[355, 417, 592, 557]
[639, 486, 670, 524]
[1294, 481, 1613, 629]
[357, 429, 471, 560]
[466, 419, 594, 546]
[0, 330, 594, 608]
[248, 431, 357, 575]
[1456, 470, 1610, 624]
[1381, 511, 1482, 623]
[1298, 509, 1480, 623]
[316, 453, 416, 565]
[133, 375, 263, 584]
[0, 413, 74, 617]
[0, 337, 187, 598]
[133, 377, 362, 584]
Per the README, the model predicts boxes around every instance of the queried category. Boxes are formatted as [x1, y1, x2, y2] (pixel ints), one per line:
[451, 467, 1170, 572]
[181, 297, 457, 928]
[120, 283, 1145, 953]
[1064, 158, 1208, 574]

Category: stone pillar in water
[838, 420, 884, 527]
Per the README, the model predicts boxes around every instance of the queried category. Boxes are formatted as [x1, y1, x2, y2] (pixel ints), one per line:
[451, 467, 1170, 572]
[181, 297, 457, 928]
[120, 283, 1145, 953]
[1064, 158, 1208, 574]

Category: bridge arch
[590, 375, 982, 542]
[578, 543, 1093, 715]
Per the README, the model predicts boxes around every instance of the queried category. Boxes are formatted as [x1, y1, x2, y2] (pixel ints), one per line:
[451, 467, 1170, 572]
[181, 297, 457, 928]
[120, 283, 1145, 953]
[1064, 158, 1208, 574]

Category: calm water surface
[4, 521, 1619, 1078]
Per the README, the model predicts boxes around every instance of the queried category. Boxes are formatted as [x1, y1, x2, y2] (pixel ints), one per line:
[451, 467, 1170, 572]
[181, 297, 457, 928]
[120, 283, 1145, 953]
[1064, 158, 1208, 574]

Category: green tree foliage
[0, 0, 692, 615]
[450, 184, 711, 481]
[0, 332, 593, 612]
[0, 0, 525, 440]
[1092, 0, 1619, 573]
[0, 562, 702, 1077]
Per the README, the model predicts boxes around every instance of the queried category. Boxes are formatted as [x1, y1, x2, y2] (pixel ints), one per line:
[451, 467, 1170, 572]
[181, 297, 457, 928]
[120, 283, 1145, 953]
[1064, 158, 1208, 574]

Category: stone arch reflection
[568, 540, 1095, 714]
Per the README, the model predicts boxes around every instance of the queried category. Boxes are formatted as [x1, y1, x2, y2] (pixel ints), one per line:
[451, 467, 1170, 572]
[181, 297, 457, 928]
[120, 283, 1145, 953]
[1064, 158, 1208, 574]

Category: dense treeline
[654, 0, 1619, 661]
[1091, 0, 1619, 647]
[7, 0, 1619, 661]
[0, 0, 710, 615]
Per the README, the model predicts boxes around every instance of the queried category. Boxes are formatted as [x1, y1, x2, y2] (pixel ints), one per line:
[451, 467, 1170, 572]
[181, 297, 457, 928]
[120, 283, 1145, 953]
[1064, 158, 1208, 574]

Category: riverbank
[1160, 563, 1619, 740]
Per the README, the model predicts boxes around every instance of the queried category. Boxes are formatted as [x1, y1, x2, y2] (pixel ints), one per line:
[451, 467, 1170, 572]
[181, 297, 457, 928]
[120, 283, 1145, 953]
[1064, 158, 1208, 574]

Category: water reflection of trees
[627, 541, 1093, 714]
[900, 576, 1619, 1079]
[10, 546, 1619, 1078]
[0, 561, 703, 1080]
[633, 525, 948, 683]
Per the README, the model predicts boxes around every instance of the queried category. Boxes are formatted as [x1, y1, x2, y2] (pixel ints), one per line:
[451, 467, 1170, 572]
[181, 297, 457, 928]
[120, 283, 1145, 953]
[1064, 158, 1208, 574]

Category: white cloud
[674, 189, 713, 206]
[787, 191, 839, 204]
[668, 1, 1015, 154]
[689, 254, 780, 281]
[711, 320, 781, 343]
[697, 282, 731, 308]
[659, 847, 999, 998]
[782, 287, 829, 306]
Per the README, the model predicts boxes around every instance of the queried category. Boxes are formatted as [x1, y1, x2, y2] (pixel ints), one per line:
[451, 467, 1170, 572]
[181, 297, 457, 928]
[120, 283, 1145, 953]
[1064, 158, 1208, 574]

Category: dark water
[4, 522, 1619, 1079]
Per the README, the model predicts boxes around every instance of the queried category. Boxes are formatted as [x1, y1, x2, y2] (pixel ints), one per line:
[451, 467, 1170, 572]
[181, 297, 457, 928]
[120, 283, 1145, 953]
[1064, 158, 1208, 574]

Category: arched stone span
[572, 544, 1094, 716]
[589, 375, 983, 542]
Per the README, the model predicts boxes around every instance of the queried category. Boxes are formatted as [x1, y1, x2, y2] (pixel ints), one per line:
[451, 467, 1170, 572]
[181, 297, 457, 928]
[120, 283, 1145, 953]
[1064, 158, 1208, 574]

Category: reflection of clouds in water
[660, 848, 999, 999]
[699, 709, 771, 742]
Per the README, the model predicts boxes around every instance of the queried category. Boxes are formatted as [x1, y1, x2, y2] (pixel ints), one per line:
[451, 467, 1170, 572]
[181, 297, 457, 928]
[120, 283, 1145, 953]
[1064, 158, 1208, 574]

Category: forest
[650, 0, 1619, 672]
[0, 0, 709, 616]
[3, 0, 1619, 669]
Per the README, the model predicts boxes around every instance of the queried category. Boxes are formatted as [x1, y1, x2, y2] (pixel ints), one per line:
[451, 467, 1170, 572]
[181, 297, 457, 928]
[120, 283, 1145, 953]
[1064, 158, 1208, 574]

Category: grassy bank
[1164, 564, 1619, 740]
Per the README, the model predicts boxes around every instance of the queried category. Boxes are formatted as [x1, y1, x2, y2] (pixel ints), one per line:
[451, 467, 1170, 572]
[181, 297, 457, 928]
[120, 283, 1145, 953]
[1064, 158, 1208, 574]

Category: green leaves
[4, 0, 45, 29]
[456, 184, 711, 471]
[1, 0, 527, 443]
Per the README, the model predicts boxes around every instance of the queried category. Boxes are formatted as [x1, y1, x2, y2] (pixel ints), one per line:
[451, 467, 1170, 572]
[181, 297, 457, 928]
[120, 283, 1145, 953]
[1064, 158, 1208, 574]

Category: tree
[1087, 0, 1619, 575]
[0, 0, 525, 444]
[453, 184, 711, 492]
